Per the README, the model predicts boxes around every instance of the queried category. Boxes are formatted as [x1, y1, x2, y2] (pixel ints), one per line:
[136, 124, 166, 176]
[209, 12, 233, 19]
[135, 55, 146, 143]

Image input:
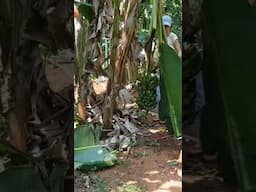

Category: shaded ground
[183, 134, 236, 192]
[183, 115, 237, 192]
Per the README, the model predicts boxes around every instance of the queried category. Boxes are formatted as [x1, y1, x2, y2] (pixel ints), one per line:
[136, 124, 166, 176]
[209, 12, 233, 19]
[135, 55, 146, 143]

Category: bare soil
[182, 116, 237, 192]
[97, 129, 182, 192]
[75, 126, 182, 192]
[74, 80, 181, 192]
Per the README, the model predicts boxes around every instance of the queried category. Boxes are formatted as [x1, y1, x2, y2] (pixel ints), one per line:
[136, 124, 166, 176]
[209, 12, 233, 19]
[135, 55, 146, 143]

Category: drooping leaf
[159, 43, 181, 138]
[74, 145, 117, 171]
[74, 123, 102, 148]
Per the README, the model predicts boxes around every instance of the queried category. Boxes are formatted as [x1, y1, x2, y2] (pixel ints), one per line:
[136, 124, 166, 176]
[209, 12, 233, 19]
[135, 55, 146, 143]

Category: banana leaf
[0, 166, 47, 192]
[74, 123, 101, 148]
[0, 162, 67, 192]
[74, 124, 116, 171]
[0, 141, 68, 192]
[159, 43, 182, 138]
[203, 0, 256, 191]
[74, 145, 117, 171]
[159, 75, 173, 132]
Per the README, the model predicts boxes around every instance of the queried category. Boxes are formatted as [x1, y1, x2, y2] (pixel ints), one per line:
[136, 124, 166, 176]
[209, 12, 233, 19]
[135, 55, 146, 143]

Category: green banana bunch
[136, 72, 159, 112]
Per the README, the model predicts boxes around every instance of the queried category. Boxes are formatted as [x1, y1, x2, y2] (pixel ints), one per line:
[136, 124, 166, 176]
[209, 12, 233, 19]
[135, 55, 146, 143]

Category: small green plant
[121, 184, 144, 192]
[168, 160, 178, 167]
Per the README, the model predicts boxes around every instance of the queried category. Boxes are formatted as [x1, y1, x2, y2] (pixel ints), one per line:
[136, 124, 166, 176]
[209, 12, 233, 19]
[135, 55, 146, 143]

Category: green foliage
[74, 124, 117, 171]
[0, 166, 48, 192]
[136, 72, 159, 112]
[74, 123, 102, 148]
[74, 146, 117, 171]
[136, 0, 182, 43]
[121, 184, 144, 192]
[136, 1, 152, 43]
[202, 0, 256, 190]
[159, 43, 181, 138]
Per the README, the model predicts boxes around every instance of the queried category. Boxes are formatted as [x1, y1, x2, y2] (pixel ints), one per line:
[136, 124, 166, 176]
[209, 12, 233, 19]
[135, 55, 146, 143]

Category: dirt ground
[75, 79, 181, 192]
[182, 116, 237, 192]
[75, 126, 182, 192]
[182, 135, 236, 192]
[75, 79, 237, 192]
[97, 129, 181, 192]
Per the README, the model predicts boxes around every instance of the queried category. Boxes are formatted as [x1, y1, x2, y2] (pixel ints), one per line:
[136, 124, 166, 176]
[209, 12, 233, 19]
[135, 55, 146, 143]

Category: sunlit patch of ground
[97, 129, 182, 192]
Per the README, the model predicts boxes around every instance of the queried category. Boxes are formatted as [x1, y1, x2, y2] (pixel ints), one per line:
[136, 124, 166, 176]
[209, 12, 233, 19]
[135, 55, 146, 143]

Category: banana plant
[155, 0, 182, 138]
[74, 1, 95, 121]
[0, 0, 74, 191]
[135, 0, 181, 137]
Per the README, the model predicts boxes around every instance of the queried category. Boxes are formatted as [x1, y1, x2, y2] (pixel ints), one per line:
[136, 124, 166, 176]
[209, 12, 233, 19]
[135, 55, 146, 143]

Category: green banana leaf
[0, 162, 67, 192]
[74, 124, 101, 148]
[0, 141, 68, 192]
[159, 43, 182, 138]
[0, 166, 47, 192]
[74, 145, 117, 171]
[202, 0, 256, 191]
[159, 75, 173, 132]
[74, 124, 116, 171]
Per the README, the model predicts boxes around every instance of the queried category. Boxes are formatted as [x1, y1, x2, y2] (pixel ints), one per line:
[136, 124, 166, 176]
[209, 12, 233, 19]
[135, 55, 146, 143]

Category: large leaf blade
[202, 0, 256, 190]
[74, 146, 117, 171]
[0, 166, 47, 192]
[159, 43, 181, 137]
[74, 124, 101, 148]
